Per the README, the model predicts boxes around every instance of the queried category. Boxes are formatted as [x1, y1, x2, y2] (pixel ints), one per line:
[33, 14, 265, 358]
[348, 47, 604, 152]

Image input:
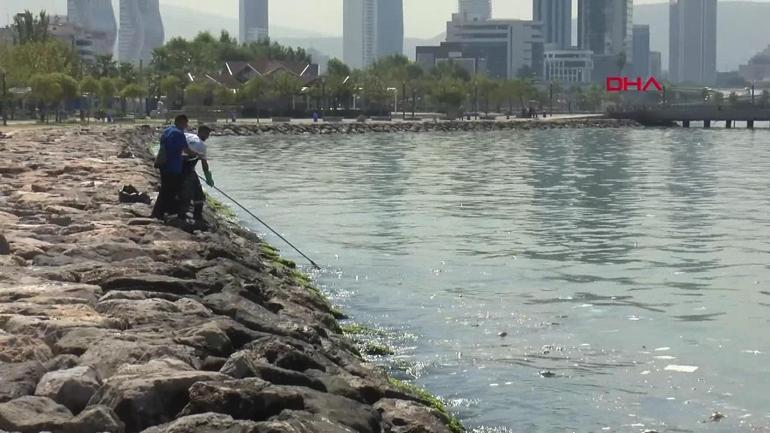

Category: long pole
[198, 174, 321, 270]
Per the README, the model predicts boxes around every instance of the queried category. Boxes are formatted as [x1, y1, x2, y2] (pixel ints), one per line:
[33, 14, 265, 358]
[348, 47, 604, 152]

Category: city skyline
[1, 0, 720, 40]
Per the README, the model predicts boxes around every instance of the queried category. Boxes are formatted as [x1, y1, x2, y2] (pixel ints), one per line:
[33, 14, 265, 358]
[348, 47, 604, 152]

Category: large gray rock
[0, 361, 46, 403]
[66, 405, 125, 433]
[374, 398, 456, 433]
[88, 357, 230, 433]
[219, 350, 326, 391]
[35, 365, 102, 413]
[256, 411, 357, 433]
[139, 413, 261, 433]
[0, 396, 72, 433]
[184, 379, 382, 433]
[99, 274, 218, 297]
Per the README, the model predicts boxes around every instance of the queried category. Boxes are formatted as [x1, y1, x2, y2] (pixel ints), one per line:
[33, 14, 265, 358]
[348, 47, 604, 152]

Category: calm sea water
[207, 128, 770, 433]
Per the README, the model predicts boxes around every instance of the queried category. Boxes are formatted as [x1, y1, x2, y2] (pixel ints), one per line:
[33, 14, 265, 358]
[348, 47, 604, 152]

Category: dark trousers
[181, 172, 205, 220]
[152, 172, 184, 219]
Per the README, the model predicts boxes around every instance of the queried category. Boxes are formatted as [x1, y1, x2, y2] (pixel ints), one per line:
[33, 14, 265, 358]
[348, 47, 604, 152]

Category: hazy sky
[1, 1, 766, 38]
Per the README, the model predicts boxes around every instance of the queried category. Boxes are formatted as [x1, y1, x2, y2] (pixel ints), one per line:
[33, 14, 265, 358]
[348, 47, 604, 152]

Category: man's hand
[204, 170, 215, 187]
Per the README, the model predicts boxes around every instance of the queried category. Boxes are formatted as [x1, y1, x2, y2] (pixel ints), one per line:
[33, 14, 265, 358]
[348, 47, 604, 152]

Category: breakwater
[0, 126, 461, 433]
[214, 117, 640, 136]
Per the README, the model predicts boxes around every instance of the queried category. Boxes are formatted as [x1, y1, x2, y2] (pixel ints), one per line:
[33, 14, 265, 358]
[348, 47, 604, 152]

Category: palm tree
[120, 83, 147, 117]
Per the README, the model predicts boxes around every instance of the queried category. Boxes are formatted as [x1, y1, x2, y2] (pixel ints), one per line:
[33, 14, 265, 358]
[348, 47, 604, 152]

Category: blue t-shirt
[160, 126, 187, 174]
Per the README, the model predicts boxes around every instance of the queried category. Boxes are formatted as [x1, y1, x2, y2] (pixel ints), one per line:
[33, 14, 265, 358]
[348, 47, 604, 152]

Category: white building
[446, 14, 544, 79]
[118, 0, 164, 65]
[239, 0, 268, 43]
[544, 49, 594, 83]
[458, 0, 491, 22]
[67, 0, 117, 58]
[343, 0, 378, 69]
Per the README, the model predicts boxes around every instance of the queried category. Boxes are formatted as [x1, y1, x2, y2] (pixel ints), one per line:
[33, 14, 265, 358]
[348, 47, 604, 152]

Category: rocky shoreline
[214, 117, 640, 135]
[0, 126, 461, 433]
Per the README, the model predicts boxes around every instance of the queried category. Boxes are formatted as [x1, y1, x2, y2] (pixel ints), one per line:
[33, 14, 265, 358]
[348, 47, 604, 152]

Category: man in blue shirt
[151, 114, 190, 220]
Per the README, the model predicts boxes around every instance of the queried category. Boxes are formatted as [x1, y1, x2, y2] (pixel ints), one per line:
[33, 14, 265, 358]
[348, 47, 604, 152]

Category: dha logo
[606, 76, 663, 92]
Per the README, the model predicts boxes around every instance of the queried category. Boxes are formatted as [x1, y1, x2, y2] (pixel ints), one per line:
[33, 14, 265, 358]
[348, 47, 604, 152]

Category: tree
[30, 74, 62, 122]
[269, 71, 302, 111]
[12, 10, 49, 45]
[91, 55, 119, 78]
[429, 77, 467, 116]
[472, 74, 498, 115]
[80, 76, 99, 120]
[405, 64, 424, 119]
[213, 86, 236, 106]
[97, 76, 116, 109]
[728, 91, 739, 106]
[160, 75, 182, 108]
[185, 82, 209, 106]
[118, 62, 138, 84]
[120, 83, 147, 116]
[240, 76, 266, 119]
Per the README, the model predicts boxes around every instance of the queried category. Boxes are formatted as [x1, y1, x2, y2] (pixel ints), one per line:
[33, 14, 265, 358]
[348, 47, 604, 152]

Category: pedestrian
[151, 114, 190, 220]
[180, 125, 215, 224]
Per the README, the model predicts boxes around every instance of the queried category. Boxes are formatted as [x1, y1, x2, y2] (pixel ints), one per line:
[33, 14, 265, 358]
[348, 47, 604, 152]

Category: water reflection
[209, 129, 770, 433]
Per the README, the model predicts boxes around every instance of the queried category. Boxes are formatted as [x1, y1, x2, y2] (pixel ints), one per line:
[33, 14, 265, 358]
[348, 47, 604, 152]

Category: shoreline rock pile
[0, 126, 460, 433]
[213, 117, 640, 136]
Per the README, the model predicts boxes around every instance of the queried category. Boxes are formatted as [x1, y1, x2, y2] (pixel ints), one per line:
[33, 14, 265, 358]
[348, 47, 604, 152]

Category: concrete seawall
[0, 126, 461, 433]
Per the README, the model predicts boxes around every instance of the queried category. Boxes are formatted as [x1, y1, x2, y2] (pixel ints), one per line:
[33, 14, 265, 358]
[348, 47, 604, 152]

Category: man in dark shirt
[151, 114, 189, 220]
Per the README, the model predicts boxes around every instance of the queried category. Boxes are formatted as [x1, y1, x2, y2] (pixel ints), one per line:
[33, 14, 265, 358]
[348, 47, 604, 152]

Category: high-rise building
[533, 0, 572, 49]
[578, 0, 633, 80]
[118, 0, 164, 65]
[650, 51, 662, 78]
[632, 24, 650, 77]
[344, 0, 378, 69]
[66, 0, 117, 57]
[444, 15, 544, 79]
[458, 0, 491, 22]
[669, 0, 717, 84]
[239, 0, 268, 43]
[377, 0, 403, 57]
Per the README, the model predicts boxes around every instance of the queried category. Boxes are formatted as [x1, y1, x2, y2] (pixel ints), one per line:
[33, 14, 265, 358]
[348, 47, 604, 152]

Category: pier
[610, 105, 770, 128]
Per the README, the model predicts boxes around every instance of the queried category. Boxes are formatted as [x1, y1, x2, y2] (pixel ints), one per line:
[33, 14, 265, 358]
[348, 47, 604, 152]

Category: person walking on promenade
[181, 125, 215, 225]
[152, 114, 190, 220]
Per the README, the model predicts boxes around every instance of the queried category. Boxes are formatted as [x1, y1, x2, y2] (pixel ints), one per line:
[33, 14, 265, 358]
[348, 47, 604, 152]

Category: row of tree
[7, 14, 752, 123]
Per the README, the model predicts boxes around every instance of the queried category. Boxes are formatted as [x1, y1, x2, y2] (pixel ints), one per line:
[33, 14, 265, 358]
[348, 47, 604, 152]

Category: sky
[1, 0, 766, 39]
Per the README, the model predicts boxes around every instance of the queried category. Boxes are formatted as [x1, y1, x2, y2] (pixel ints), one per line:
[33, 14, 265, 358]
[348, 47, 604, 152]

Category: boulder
[0, 234, 9, 255]
[35, 365, 102, 413]
[184, 379, 381, 433]
[99, 274, 218, 297]
[0, 396, 72, 433]
[175, 322, 233, 356]
[183, 378, 302, 421]
[88, 357, 230, 433]
[0, 335, 53, 363]
[65, 404, 125, 433]
[0, 361, 46, 403]
[138, 413, 261, 433]
[219, 351, 326, 391]
[374, 398, 455, 433]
